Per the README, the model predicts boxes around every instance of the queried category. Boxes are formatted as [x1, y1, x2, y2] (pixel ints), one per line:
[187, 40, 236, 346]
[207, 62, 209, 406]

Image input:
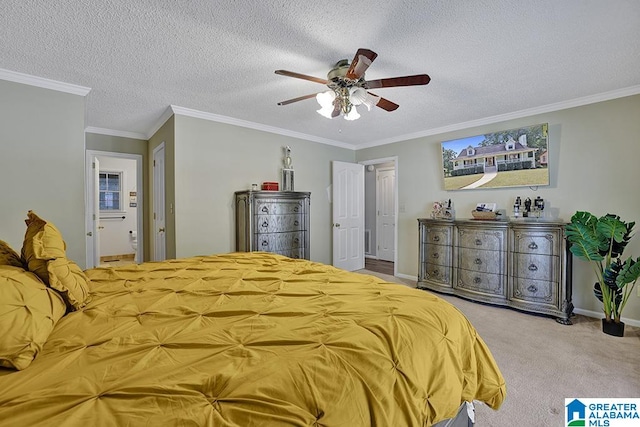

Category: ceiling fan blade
[275, 70, 328, 85]
[277, 93, 319, 106]
[374, 96, 399, 112]
[363, 91, 399, 111]
[345, 49, 378, 80]
[365, 74, 431, 89]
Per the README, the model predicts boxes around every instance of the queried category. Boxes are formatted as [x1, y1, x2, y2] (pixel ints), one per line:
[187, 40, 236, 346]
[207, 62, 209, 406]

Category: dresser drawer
[276, 248, 305, 259]
[424, 244, 451, 266]
[256, 232, 304, 251]
[510, 277, 559, 307]
[512, 253, 558, 282]
[423, 262, 452, 286]
[456, 268, 506, 296]
[512, 230, 561, 256]
[256, 214, 304, 233]
[256, 200, 304, 215]
[457, 227, 506, 251]
[458, 248, 503, 274]
[422, 226, 452, 246]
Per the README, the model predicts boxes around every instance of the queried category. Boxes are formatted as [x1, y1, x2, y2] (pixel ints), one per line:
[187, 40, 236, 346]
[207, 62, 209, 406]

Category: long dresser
[235, 191, 310, 259]
[418, 218, 573, 324]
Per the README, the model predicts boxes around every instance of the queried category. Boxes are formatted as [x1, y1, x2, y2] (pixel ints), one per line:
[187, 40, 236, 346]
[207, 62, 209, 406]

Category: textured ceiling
[1, 0, 639, 149]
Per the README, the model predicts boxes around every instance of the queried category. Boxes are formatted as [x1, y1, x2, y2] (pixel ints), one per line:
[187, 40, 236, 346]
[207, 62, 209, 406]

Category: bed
[0, 212, 505, 426]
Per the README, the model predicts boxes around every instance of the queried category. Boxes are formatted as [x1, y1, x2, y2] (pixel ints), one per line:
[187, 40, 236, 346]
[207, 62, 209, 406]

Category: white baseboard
[572, 308, 640, 328]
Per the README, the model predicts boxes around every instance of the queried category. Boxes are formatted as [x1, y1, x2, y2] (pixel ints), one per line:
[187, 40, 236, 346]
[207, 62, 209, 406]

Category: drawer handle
[432, 269, 440, 277]
[293, 206, 299, 212]
[432, 253, 439, 259]
[527, 285, 538, 293]
[261, 221, 269, 228]
[528, 264, 538, 271]
[294, 220, 299, 226]
[261, 240, 269, 247]
[474, 258, 482, 265]
[475, 239, 482, 246]
[261, 206, 269, 213]
[432, 235, 440, 242]
[473, 277, 482, 284]
[528, 242, 538, 250]
[293, 238, 299, 244]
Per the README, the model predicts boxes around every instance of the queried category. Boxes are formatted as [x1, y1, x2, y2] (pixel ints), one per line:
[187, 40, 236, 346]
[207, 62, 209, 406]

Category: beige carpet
[357, 269, 640, 426]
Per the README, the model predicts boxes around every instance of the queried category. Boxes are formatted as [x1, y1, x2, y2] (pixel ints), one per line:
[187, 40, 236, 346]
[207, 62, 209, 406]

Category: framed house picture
[441, 123, 549, 190]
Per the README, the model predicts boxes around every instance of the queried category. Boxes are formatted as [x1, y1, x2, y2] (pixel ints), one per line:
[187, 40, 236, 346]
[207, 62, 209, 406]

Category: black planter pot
[602, 319, 625, 337]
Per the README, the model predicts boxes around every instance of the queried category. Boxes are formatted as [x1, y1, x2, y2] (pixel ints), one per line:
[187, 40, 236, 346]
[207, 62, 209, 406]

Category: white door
[376, 168, 396, 262]
[153, 143, 166, 261]
[85, 156, 101, 268]
[332, 161, 364, 271]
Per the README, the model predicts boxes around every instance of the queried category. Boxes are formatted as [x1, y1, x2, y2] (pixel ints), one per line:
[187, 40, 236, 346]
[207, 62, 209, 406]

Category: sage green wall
[0, 80, 86, 267]
[172, 115, 354, 264]
[356, 94, 640, 323]
[148, 116, 177, 260]
[85, 132, 150, 261]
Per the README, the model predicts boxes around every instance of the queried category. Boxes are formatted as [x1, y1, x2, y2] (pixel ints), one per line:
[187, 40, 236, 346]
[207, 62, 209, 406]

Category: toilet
[129, 230, 138, 253]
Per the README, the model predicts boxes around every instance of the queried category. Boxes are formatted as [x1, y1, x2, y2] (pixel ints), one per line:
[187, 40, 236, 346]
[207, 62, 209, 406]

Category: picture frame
[441, 123, 549, 190]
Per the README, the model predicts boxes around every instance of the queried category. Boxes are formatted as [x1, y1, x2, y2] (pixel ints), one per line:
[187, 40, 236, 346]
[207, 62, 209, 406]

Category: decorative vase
[601, 319, 625, 337]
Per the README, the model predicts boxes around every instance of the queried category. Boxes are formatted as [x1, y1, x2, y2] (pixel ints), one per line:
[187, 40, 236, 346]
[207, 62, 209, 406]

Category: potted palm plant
[565, 211, 640, 337]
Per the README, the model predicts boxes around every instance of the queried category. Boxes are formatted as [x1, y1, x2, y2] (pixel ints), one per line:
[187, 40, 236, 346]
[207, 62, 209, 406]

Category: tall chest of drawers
[235, 191, 310, 260]
[417, 218, 573, 323]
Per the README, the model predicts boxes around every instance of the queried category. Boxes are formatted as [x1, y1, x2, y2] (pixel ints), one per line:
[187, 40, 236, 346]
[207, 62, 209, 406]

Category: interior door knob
[158, 227, 165, 232]
[334, 223, 341, 228]
[86, 232, 93, 237]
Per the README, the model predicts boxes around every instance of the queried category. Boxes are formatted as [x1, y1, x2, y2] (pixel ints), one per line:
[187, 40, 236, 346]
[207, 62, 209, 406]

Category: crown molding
[0, 68, 91, 96]
[144, 106, 175, 140]
[85, 126, 147, 141]
[169, 105, 355, 150]
[356, 84, 640, 150]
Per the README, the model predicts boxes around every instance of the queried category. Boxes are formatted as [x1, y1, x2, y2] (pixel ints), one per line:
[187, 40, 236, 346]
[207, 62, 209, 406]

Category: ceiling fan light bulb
[349, 87, 366, 106]
[316, 90, 335, 109]
[317, 105, 335, 119]
[344, 106, 360, 121]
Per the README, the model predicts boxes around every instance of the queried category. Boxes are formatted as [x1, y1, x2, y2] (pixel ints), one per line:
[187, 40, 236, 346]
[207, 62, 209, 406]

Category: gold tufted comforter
[0, 252, 505, 426]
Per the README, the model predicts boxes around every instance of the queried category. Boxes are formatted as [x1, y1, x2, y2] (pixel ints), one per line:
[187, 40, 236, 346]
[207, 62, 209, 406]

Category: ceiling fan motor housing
[327, 60, 363, 88]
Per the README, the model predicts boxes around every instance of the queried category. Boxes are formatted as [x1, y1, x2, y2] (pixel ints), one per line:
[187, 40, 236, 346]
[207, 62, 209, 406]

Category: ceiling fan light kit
[276, 48, 430, 121]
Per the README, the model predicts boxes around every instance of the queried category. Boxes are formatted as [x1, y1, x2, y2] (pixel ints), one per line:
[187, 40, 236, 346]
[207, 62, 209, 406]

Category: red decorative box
[261, 182, 279, 191]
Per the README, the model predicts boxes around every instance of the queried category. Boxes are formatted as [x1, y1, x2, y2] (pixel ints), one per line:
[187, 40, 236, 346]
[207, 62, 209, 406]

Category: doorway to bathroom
[85, 150, 143, 268]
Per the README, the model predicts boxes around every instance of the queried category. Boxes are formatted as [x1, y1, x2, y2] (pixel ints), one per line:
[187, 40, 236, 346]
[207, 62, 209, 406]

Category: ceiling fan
[275, 48, 430, 120]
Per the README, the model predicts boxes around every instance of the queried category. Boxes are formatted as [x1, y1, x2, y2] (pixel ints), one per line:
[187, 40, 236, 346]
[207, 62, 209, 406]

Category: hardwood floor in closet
[364, 258, 394, 275]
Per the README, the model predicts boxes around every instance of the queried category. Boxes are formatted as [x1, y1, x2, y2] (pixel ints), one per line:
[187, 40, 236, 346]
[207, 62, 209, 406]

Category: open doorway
[85, 150, 143, 269]
[361, 157, 397, 276]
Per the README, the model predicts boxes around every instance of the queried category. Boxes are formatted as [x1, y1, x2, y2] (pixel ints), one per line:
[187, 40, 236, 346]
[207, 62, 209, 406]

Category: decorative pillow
[0, 240, 24, 268]
[21, 211, 66, 284]
[0, 265, 66, 370]
[47, 258, 91, 311]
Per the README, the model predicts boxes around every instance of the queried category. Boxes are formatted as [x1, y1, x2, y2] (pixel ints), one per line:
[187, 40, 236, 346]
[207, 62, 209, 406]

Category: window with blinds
[99, 171, 122, 211]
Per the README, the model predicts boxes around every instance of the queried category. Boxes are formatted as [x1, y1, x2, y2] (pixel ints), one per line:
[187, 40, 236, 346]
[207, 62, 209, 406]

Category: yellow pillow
[0, 240, 24, 268]
[0, 265, 66, 370]
[47, 258, 91, 311]
[21, 211, 66, 284]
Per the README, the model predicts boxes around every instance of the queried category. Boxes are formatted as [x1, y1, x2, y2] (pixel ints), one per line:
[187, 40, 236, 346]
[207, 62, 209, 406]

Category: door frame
[375, 166, 396, 263]
[359, 156, 398, 275]
[152, 142, 166, 262]
[85, 150, 144, 268]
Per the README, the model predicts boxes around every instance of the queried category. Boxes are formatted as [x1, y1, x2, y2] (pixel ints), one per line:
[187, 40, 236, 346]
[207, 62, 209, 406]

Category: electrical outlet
[399, 203, 406, 213]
